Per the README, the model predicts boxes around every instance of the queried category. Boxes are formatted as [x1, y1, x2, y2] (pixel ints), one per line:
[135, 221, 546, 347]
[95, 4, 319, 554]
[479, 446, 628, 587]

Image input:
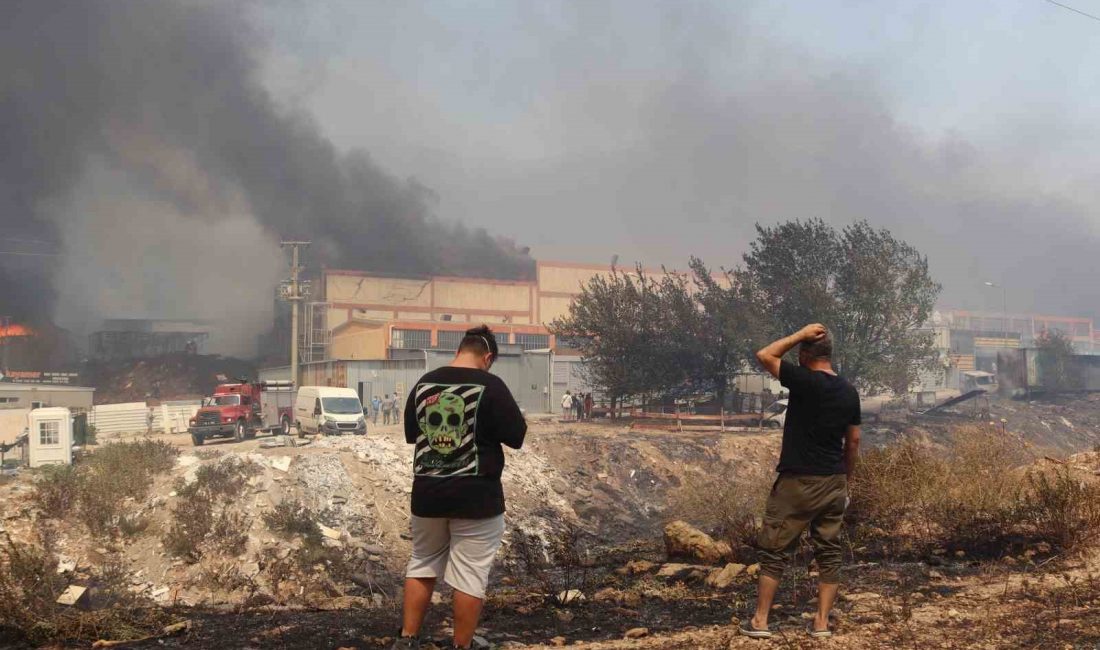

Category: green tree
[551, 266, 702, 415]
[741, 219, 941, 392]
[687, 257, 762, 407]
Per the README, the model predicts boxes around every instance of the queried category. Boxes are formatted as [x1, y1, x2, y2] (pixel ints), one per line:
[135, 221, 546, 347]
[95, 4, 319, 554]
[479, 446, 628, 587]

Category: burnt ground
[32, 549, 1099, 650]
[4, 408, 1100, 649]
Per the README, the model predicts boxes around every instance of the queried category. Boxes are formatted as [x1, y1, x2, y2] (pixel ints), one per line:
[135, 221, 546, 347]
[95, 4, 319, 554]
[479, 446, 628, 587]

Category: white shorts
[405, 514, 505, 599]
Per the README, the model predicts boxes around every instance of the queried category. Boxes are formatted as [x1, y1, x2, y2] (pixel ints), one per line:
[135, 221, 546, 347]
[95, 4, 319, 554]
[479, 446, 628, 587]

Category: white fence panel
[152, 401, 200, 434]
[89, 402, 150, 436]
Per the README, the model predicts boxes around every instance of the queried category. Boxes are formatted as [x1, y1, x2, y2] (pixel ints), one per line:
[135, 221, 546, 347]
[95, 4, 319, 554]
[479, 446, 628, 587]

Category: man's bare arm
[755, 323, 827, 379]
[844, 425, 861, 482]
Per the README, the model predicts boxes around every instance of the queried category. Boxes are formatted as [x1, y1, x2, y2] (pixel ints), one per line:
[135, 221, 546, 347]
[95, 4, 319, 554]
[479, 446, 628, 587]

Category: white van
[295, 386, 366, 437]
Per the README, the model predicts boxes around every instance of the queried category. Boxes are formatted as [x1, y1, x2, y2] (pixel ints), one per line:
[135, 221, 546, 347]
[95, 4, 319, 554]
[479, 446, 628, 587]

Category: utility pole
[984, 281, 1008, 344]
[280, 241, 311, 387]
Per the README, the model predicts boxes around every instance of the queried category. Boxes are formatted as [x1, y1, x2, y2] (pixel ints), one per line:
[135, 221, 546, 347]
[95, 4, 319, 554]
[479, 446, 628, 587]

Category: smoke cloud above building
[4, 1, 1100, 357]
[0, 1, 533, 354]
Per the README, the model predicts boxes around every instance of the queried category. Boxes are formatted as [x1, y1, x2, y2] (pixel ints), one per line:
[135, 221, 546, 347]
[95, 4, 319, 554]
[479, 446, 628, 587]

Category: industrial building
[267, 260, 637, 407]
[261, 344, 552, 414]
[0, 383, 95, 411]
[941, 309, 1097, 353]
[915, 309, 1100, 392]
[310, 261, 629, 361]
[89, 318, 210, 360]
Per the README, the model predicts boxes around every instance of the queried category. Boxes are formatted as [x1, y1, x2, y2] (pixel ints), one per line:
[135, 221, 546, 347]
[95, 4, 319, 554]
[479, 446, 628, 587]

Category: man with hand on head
[391, 325, 527, 650]
[742, 324, 861, 640]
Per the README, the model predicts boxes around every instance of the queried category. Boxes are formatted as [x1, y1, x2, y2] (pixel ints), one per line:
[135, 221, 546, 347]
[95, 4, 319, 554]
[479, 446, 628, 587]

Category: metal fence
[88, 400, 200, 435]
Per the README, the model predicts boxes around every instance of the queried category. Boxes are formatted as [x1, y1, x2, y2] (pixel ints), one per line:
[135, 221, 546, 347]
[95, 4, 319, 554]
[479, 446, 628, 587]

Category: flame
[0, 323, 34, 338]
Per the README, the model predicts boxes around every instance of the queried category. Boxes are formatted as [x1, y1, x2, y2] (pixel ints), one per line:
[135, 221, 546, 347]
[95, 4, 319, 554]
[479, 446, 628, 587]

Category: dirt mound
[83, 353, 256, 404]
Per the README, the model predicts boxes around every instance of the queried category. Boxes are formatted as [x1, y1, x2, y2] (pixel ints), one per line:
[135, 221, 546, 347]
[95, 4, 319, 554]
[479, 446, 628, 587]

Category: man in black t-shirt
[741, 324, 861, 640]
[391, 326, 527, 650]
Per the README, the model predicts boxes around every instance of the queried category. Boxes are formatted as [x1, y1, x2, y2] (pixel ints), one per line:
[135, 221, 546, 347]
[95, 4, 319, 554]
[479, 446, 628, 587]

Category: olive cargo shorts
[757, 473, 847, 584]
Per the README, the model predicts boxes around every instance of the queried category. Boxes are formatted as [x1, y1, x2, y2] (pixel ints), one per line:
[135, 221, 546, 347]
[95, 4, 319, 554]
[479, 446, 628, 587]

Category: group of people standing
[559, 390, 594, 421]
[389, 322, 861, 648]
[369, 393, 402, 425]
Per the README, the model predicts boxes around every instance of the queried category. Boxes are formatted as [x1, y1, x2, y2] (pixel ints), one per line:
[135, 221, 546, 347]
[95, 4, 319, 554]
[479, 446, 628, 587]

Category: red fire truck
[188, 379, 294, 446]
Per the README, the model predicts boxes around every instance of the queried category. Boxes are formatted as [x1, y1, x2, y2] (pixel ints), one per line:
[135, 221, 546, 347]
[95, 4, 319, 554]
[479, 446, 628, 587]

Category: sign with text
[0, 370, 81, 385]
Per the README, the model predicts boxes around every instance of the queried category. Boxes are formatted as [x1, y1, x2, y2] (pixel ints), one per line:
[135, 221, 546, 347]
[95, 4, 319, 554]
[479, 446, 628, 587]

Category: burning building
[89, 318, 210, 361]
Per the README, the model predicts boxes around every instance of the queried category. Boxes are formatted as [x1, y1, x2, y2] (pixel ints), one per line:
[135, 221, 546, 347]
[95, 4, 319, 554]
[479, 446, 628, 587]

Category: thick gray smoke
[0, 1, 532, 355]
[295, 2, 1100, 321]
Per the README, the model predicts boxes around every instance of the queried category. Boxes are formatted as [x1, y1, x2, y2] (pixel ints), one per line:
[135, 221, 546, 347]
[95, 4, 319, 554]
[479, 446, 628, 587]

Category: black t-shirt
[776, 360, 861, 475]
[404, 366, 527, 519]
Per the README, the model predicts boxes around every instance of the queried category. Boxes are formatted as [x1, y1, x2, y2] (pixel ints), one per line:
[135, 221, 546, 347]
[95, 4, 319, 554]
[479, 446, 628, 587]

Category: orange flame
[0, 323, 33, 338]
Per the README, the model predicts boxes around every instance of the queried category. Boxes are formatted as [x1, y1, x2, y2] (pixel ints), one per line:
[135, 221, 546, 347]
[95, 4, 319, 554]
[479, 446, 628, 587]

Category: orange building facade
[321, 261, 643, 360]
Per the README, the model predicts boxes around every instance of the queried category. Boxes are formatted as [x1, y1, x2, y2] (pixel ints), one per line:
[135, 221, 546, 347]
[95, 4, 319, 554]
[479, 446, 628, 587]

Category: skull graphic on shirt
[421, 392, 466, 455]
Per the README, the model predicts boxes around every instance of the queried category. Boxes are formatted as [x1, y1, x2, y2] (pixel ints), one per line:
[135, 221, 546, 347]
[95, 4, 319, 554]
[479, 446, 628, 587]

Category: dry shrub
[850, 425, 1100, 555]
[0, 531, 172, 645]
[163, 457, 258, 561]
[32, 464, 80, 517]
[118, 513, 151, 538]
[1021, 468, 1100, 551]
[174, 456, 260, 501]
[923, 426, 1028, 547]
[32, 440, 178, 535]
[260, 500, 367, 603]
[506, 522, 600, 601]
[666, 462, 772, 553]
[194, 557, 257, 594]
[263, 499, 322, 543]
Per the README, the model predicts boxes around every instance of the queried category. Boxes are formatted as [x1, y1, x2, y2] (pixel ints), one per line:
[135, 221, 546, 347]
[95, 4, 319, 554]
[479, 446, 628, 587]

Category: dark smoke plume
[0, 1, 532, 347]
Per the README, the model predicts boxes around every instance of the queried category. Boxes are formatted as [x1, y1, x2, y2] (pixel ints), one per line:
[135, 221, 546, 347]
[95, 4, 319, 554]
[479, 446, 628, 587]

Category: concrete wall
[433, 277, 531, 314]
[537, 263, 610, 295]
[327, 274, 433, 309]
[330, 321, 388, 360]
[0, 386, 94, 411]
[325, 272, 535, 323]
[0, 408, 30, 445]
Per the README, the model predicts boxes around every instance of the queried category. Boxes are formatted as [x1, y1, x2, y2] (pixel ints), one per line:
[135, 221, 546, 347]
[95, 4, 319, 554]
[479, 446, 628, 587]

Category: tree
[551, 265, 702, 415]
[741, 219, 941, 393]
[1035, 328, 1078, 392]
[687, 257, 761, 407]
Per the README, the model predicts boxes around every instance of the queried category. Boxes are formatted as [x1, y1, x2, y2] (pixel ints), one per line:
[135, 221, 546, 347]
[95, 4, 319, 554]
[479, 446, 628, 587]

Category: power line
[1044, 0, 1100, 23]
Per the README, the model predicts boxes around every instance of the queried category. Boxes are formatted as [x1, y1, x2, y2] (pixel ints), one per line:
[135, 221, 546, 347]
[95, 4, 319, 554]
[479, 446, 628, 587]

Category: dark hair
[458, 325, 499, 358]
[800, 330, 833, 360]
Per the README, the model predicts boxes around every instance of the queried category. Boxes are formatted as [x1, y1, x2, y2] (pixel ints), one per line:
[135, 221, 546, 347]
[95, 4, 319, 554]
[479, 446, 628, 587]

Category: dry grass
[850, 425, 1100, 556]
[0, 530, 172, 646]
[666, 461, 772, 554]
[1021, 467, 1100, 551]
[259, 502, 369, 604]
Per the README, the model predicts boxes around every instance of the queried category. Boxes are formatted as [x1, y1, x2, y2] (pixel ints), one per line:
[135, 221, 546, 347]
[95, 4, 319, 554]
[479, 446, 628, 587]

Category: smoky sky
[285, 1, 1100, 322]
[4, 0, 1100, 359]
[0, 0, 532, 353]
